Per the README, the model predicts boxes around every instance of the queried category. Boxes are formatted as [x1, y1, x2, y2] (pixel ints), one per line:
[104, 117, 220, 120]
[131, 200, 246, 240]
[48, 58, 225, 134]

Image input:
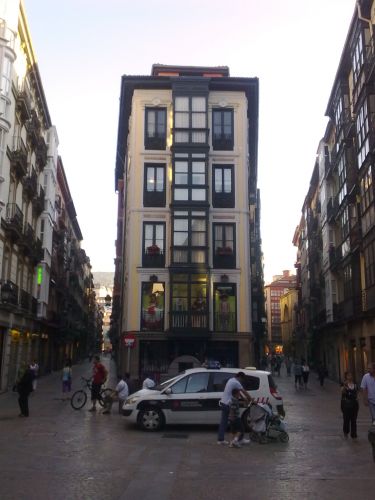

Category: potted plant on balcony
[147, 244, 160, 255]
[217, 246, 233, 256]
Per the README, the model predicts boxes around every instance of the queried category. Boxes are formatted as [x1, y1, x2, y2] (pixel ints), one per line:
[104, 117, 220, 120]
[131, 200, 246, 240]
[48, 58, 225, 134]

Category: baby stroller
[248, 402, 289, 443]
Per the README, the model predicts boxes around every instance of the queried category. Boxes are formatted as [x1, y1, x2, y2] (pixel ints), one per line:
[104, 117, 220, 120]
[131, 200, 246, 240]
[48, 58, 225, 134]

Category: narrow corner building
[113, 65, 263, 381]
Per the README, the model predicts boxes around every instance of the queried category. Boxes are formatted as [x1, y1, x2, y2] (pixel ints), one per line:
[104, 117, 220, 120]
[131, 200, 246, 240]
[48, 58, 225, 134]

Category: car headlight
[125, 397, 140, 405]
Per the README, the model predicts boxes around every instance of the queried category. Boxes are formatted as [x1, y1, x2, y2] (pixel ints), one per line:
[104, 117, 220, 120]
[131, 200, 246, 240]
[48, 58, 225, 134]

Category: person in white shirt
[217, 372, 252, 445]
[102, 375, 129, 415]
[360, 362, 375, 424]
[142, 375, 156, 390]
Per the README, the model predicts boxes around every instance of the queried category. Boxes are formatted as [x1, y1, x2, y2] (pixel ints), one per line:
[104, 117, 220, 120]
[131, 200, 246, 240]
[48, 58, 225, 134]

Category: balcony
[143, 248, 165, 268]
[350, 222, 361, 250]
[23, 168, 38, 198]
[0, 280, 19, 307]
[25, 111, 41, 148]
[170, 311, 208, 333]
[327, 197, 338, 222]
[213, 248, 236, 269]
[35, 136, 48, 170]
[19, 289, 32, 311]
[214, 312, 236, 332]
[329, 245, 342, 269]
[32, 186, 45, 216]
[32, 238, 43, 264]
[20, 222, 35, 254]
[7, 135, 28, 179]
[2, 204, 23, 241]
[16, 88, 32, 122]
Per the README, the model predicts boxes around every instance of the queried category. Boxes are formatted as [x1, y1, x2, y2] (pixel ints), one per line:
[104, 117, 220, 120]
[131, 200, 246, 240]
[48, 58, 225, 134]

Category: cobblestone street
[0, 359, 374, 500]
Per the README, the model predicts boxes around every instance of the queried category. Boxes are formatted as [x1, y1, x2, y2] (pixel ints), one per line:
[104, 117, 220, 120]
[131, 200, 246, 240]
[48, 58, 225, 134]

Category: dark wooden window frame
[144, 107, 167, 150]
[213, 282, 237, 332]
[173, 95, 208, 145]
[212, 108, 234, 151]
[172, 154, 208, 205]
[212, 164, 234, 208]
[143, 163, 166, 207]
[172, 209, 208, 266]
[142, 221, 166, 268]
[212, 222, 236, 269]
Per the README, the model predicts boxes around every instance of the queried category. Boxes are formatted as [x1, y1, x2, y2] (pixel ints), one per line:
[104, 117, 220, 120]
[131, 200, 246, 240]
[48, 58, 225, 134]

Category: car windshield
[154, 372, 186, 391]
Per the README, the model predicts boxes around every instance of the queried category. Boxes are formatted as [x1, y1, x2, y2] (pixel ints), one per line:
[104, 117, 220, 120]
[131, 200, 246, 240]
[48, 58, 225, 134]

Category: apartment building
[294, 0, 375, 381]
[113, 64, 263, 380]
[264, 271, 296, 354]
[0, 1, 96, 390]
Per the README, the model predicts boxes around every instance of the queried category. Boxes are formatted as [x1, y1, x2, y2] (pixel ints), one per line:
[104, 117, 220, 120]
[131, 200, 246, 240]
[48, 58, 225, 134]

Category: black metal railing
[5, 203, 23, 234]
[170, 310, 208, 330]
[143, 250, 165, 268]
[213, 251, 236, 269]
[0, 280, 19, 306]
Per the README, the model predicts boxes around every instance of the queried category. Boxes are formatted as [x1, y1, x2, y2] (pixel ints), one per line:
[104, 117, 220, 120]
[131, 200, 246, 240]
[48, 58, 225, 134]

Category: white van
[123, 367, 284, 431]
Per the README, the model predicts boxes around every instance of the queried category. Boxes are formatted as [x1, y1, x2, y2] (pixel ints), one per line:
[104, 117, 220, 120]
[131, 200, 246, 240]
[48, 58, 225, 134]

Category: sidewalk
[0, 355, 118, 418]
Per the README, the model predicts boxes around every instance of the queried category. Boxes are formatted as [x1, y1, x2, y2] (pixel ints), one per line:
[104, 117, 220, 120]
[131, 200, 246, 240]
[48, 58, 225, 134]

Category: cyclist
[88, 356, 108, 412]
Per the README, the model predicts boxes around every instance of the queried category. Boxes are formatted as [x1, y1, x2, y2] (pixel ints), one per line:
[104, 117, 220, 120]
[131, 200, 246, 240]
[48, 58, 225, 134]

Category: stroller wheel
[279, 431, 289, 443]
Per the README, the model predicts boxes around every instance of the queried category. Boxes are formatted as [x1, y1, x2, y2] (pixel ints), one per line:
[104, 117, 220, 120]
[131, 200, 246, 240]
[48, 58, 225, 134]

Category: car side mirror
[163, 388, 172, 395]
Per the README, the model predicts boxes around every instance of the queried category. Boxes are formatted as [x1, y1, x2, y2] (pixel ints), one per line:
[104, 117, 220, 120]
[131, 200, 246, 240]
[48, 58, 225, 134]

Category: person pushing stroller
[228, 388, 244, 448]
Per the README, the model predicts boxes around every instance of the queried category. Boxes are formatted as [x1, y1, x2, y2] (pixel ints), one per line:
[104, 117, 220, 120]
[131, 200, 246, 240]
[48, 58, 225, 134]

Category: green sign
[37, 265, 43, 285]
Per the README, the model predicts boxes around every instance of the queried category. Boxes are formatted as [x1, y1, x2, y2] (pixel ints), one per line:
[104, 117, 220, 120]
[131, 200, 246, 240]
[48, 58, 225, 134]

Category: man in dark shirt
[17, 367, 34, 417]
[88, 356, 107, 412]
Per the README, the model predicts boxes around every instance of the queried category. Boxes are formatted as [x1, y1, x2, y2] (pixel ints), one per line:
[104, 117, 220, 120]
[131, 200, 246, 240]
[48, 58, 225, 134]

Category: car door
[203, 371, 234, 424]
[165, 372, 210, 424]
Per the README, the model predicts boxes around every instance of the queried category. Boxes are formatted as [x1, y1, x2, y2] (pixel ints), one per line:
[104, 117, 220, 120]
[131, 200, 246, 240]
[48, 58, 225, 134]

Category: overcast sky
[24, 0, 355, 281]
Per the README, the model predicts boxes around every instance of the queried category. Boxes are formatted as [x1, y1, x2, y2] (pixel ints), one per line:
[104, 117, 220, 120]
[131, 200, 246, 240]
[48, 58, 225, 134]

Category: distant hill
[93, 272, 115, 288]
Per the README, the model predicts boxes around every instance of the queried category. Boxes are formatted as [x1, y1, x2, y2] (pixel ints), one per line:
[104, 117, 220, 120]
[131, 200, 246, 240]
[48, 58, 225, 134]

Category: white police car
[123, 367, 284, 431]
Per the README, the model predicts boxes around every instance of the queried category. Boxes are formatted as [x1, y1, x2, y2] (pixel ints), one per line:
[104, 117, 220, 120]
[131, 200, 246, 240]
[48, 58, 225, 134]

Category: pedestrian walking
[102, 374, 129, 415]
[293, 359, 303, 389]
[275, 356, 282, 377]
[360, 362, 375, 425]
[217, 372, 252, 445]
[62, 360, 72, 394]
[29, 360, 39, 391]
[341, 371, 359, 439]
[228, 388, 243, 448]
[270, 356, 277, 376]
[317, 362, 327, 387]
[285, 357, 292, 377]
[302, 359, 310, 389]
[88, 355, 108, 412]
[16, 365, 34, 417]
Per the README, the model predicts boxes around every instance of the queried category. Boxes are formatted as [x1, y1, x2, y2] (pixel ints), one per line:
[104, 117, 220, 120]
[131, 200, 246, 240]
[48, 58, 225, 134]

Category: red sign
[123, 332, 136, 349]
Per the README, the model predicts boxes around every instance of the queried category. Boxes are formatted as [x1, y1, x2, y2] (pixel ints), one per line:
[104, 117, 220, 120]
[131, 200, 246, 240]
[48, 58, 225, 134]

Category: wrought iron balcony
[213, 249, 236, 269]
[32, 186, 45, 216]
[0, 280, 19, 306]
[35, 136, 48, 170]
[16, 88, 32, 122]
[7, 135, 28, 178]
[329, 245, 342, 269]
[143, 249, 165, 268]
[2, 204, 23, 240]
[25, 110, 41, 148]
[327, 197, 338, 222]
[23, 168, 38, 198]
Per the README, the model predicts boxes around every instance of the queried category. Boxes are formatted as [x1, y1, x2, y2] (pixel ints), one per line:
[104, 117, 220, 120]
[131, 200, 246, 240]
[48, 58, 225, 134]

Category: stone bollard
[368, 426, 375, 462]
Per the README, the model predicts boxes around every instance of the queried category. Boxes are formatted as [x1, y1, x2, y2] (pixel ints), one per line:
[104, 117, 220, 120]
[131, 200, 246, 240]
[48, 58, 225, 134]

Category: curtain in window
[156, 168, 164, 192]
[224, 169, 232, 193]
[147, 111, 156, 137]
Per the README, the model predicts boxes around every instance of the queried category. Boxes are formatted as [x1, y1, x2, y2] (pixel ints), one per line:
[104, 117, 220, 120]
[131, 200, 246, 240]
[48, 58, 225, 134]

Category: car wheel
[279, 431, 289, 443]
[137, 408, 165, 432]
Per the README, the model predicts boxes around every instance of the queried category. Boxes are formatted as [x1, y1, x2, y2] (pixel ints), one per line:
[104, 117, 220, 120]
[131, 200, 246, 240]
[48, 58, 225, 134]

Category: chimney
[283, 270, 290, 277]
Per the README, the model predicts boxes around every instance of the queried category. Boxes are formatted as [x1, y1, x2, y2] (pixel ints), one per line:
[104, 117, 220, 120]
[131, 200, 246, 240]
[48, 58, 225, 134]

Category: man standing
[217, 372, 252, 445]
[88, 356, 108, 412]
[102, 374, 129, 415]
[361, 362, 375, 425]
[16, 366, 34, 417]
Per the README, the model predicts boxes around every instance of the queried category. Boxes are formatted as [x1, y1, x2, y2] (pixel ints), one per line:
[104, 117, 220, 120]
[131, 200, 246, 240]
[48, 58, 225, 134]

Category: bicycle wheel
[99, 388, 113, 407]
[71, 390, 87, 410]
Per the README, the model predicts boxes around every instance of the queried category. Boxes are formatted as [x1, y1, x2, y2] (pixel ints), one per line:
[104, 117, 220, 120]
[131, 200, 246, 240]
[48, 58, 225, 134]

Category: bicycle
[70, 376, 113, 410]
